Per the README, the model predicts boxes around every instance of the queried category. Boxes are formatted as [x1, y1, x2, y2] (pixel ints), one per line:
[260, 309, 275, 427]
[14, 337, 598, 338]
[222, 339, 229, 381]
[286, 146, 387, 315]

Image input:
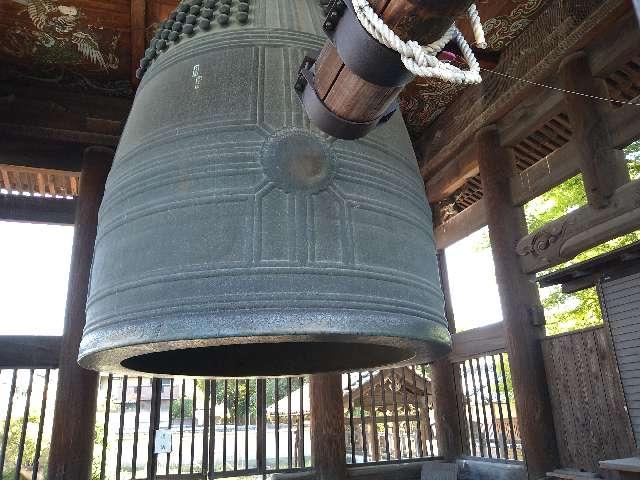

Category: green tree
[472, 141, 640, 335]
[197, 377, 306, 423]
[0, 415, 39, 480]
[170, 398, 194, 419]
[529, 141, 640, 335]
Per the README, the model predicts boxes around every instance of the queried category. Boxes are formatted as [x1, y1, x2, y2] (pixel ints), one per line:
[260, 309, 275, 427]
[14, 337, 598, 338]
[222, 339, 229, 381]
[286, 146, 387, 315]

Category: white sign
[192, 64, 203, 90]
[154, 429, 172, 454]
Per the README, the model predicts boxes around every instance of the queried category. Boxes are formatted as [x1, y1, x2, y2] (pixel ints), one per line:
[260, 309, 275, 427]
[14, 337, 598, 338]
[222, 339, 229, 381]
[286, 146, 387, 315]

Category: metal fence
[344, 366, 436, 464]
[94, 368, 439, 479]
[455, 352, 522, 461]
[0, 368, 56, 480]
[1, 365, 440, 480]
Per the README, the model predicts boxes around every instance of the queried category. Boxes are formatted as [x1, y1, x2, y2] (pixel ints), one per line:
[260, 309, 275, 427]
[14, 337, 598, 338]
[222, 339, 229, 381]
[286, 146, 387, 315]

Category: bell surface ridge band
[78, 0, 450, 378]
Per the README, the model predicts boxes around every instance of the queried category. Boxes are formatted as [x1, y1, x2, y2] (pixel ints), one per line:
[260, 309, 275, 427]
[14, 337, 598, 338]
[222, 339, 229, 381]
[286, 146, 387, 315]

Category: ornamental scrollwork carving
[516, 221, 567, 258]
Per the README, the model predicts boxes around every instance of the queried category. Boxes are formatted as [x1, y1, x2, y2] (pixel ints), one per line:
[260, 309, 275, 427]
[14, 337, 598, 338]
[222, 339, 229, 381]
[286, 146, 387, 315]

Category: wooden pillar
[310, 373, 347, 480]
[431, 251, 463, 461]
[48, 146, 112, 480]
[476, 126, 559, 478]
[559, 52, 630, 209]
[147, 378, 163, 480]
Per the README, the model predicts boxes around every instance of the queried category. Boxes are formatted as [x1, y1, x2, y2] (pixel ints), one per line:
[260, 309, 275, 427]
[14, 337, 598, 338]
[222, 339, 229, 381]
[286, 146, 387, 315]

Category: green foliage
[525, 174, 586, 233]
[171, 398, 194, 419]
[0, 415, 41, 480]
[524, 141, 640, 335]
[196, 378, 306, 423]
[491, 355, 515, 411]
[627, 140, 640, 179]
[543, 286, 603, 336]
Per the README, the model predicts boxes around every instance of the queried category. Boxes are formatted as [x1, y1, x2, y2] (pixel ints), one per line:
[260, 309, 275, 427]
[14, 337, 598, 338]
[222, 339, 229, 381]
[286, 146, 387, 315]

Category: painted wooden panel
[0, 0, 131, 82]
[541, 326, 636, 471]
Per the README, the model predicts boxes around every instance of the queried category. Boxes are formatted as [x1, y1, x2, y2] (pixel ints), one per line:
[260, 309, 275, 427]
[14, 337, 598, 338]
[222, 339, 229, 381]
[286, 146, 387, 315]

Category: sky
[0, 220, 73, 336]
[0, 219, 502, 336]
[444, 227, 503, 331]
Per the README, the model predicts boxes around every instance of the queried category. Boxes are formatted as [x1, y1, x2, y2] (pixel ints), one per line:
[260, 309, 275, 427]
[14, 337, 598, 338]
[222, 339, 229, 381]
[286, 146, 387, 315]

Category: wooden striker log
[314, 0, 473, 123]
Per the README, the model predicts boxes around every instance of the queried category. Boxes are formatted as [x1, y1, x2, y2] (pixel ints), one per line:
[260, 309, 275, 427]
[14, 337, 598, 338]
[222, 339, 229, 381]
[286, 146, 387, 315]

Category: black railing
[0, 368, 56, 480]
[344, 366, 437, 464]
[455, 352, 522, 461]
[2, 365, 440, 480]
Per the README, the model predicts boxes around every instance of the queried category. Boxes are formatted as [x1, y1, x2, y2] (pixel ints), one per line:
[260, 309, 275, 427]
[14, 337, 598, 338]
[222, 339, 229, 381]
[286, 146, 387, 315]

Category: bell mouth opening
[120, 341, 414, 377]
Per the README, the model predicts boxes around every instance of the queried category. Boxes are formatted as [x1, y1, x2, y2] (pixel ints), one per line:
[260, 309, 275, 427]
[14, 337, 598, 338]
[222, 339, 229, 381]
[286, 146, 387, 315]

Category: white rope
[351, 0, 486, 85]
[467, 4, 486, 49]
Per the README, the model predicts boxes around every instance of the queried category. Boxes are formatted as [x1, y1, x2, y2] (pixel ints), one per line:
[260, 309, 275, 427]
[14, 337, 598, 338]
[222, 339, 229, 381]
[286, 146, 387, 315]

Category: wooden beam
[418, 0, 629, 181]
[48, 146, 112, 480]
[0, 83, 129, 147]
[310, 374, 347, 480]
[0, 194, 76, 225]
[131, 0, 147, 86]
[313, 0, 472, 124]
[477, 126, 558, 477]
[435, 199, 487, 250]
[437, 251, 455, 332]
[448, 322, 506, 363]
[432, 252, 464, 461]
[0, 139, 84, 171]
[559, 51, 630, 208]
[517, 178, 640, 274]
[0, 124, 119, 147]
[0, 336, 61, 369]
[498, 88, 565, 148]
[509, 142, 581, 206]
[426, 143, 478, 203]
[609, 102, 640, 149]
[587, 11, 640, 77]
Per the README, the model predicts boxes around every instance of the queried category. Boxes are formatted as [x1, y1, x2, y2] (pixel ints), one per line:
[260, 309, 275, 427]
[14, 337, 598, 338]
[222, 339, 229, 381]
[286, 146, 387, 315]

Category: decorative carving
[482, 0, 546, 50]
[3, 0, 121, 71]
[399, 0, 547, 138]
[516, 221, 567, 258]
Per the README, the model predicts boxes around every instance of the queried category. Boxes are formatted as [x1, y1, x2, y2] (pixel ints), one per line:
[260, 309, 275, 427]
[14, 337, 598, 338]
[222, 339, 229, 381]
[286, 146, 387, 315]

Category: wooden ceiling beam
[0, 124, 119, 147]
[509, 141, 581, 207]
[560, 51, 630, 209]
[425, 143, 478, 203]
[438, 82, 640, 225]
[434, 199, 487, 250]
[497, 88, 565, 148]
[0, 139, 84, 171]
[0, 82, 130, 147]
[417, 0, 631, 182]
[587, 11, 640, 77]
[0, 194, 77, 225]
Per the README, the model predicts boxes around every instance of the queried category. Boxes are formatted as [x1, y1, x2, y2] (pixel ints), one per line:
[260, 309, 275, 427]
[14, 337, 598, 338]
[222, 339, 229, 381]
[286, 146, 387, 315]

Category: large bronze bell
[78, 0, 450, 377]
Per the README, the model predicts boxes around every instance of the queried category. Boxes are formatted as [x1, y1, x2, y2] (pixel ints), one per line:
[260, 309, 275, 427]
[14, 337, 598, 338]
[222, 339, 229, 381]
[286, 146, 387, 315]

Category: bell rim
[78, 323, 451, 378]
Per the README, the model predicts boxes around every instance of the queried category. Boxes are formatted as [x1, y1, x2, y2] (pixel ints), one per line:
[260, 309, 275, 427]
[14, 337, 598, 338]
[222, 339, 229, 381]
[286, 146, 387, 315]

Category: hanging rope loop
[351, 0, 486, 85]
